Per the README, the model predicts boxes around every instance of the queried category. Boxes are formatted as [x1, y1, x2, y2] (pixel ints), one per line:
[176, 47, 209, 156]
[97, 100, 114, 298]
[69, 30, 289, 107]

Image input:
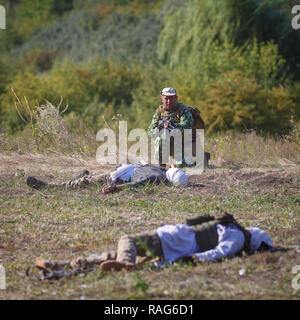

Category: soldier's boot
[99, 260, 135, 272]
[27, 176, 48, 190]
[100, 232, 163, 272]
[100, 235, 136, 272]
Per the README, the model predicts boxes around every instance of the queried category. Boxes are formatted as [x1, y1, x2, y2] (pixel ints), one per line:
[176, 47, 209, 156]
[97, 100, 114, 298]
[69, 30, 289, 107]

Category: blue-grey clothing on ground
[110, 164, 168, 187]
[155, 224, 273, 265]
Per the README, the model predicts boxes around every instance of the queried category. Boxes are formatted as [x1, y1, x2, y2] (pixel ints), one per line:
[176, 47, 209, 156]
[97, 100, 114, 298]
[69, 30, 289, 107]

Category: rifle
[26, 265, 96, 281]
[158, 118, 176, 131]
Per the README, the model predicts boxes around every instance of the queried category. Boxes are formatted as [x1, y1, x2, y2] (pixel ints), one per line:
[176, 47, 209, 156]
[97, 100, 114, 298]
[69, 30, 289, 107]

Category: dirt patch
[0, 153, 113, 177]
[188, 168, 299, 197]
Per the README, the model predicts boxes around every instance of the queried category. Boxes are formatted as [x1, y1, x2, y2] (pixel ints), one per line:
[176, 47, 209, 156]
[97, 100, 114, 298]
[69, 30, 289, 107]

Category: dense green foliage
[199, 70, 294, 134]
[0, 0, 299, 136]
[0, 0, 74, 52]
[13, 10, 163, 64]
[158, 0, 300, 81]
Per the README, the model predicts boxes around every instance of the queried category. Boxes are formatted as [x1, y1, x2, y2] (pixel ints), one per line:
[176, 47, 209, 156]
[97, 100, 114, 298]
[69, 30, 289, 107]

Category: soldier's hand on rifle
[158, 119, 173, 130]
[163, 121, 169, 129]
[158, 119, 168, 130]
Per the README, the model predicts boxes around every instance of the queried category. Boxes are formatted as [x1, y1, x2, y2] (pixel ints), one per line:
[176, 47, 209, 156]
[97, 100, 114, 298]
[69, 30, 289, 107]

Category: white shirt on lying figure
[109, 164, 141, 182]
[156, 224, 273, 265]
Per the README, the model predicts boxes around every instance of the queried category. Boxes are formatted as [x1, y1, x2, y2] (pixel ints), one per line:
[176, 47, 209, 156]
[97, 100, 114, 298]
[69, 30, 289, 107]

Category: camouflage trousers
[53, 173, 111, 189]
[71, 231, 163, 268]
[40, 231, 164, 270]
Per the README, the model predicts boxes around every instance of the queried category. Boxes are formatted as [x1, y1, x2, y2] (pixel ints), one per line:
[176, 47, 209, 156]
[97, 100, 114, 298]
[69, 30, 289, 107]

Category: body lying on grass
[33, 210, 273, 277]
[26, 164, 188, 194]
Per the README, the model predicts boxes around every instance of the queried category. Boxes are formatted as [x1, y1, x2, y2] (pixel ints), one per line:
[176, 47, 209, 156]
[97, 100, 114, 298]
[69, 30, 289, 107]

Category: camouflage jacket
[147, 102, 193, 136]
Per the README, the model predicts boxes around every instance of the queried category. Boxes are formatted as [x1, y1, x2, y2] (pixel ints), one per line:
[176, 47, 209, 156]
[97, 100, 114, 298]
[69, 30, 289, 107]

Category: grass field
[0, 152, 299, 300]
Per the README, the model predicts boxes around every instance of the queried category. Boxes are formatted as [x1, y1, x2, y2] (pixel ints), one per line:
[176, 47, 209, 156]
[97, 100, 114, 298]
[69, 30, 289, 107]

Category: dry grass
[206, 131, 300, 168]
[0, 102, 299, 299]
[1, 128, 300, 172]
[0, 153, 299, 300]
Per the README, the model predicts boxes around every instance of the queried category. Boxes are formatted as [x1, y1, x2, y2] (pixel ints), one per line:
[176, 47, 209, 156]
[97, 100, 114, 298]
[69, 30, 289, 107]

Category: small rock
[239, 268, 246, 276]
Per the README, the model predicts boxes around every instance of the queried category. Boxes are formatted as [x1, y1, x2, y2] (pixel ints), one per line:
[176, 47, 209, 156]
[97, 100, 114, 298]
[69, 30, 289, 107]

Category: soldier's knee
[119, 235, 135, 243]
[118, 235, 137, 252]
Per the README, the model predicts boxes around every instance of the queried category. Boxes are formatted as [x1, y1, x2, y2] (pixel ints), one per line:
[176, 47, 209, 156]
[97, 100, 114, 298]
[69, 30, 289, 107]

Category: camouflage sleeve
[174, 106, 193, 132]
[147, 112, 160, 136]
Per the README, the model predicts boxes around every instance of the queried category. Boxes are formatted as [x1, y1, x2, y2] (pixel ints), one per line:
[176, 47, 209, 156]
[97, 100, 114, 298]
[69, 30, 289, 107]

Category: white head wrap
[248, 227, 273, 251]
[166, 168, 188, 186]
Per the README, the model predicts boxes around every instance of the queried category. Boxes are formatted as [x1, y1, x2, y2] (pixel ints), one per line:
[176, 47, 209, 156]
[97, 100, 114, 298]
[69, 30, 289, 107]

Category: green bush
[198, 71, 295, 135]
[1, 58, 141, 133]
[17, 48, 62, 73]
[128, 63, 174, 130]
[13, 9, 164, 64]
[1, 0, 298, 137]
[3, 56, 297, 135]
[0, 58, 12, 96]
[196, 40, 286, 88]
[167, 40, 288, 114]
[0, 0, 74, 54]
[289, 82, 300, 120]
[4, 108, 26, 134]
